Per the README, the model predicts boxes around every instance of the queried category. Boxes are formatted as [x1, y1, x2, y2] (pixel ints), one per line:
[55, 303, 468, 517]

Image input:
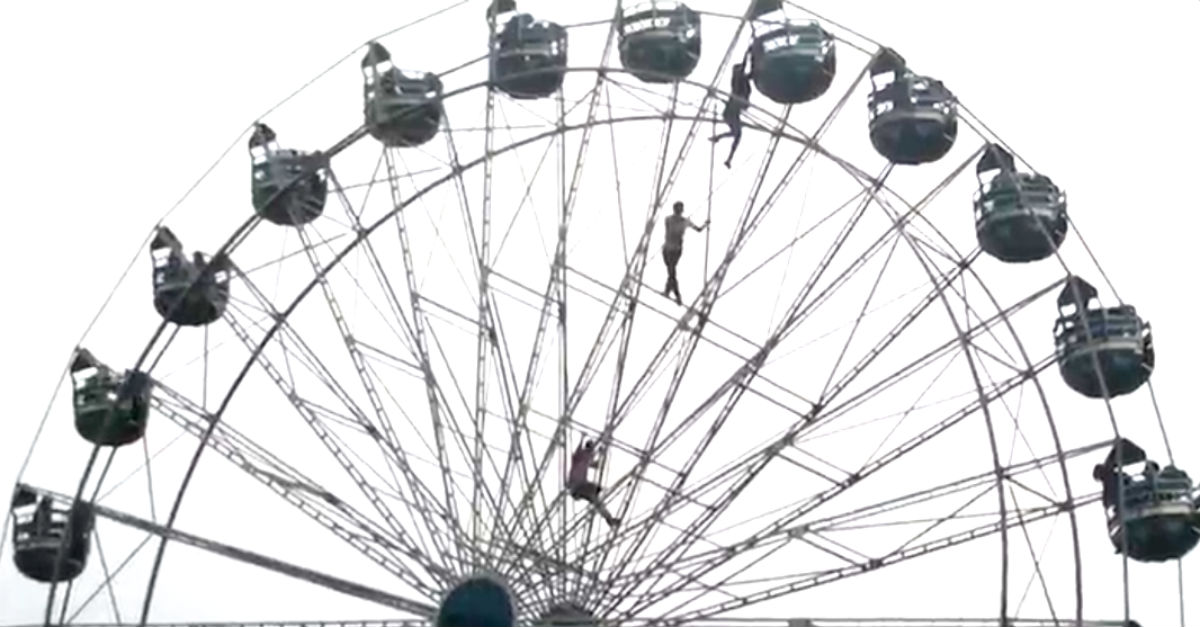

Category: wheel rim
[7, 4, 1189, 627]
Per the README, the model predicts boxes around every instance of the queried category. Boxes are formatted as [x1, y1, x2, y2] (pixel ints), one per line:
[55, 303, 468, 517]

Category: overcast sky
[1, 1, 1198, 625]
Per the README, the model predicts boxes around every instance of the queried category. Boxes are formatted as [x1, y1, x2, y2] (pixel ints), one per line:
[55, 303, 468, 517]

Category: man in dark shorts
[662, 201, 709, 305]
[566, 439, 619, 528]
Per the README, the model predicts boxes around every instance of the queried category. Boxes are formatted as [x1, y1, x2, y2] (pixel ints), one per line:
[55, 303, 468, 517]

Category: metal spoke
[597, 199, 945, 607]
[520, 259, 1017, 605]
[869, 171, 1017, 623]
[381, 147, 465, 568]
[814, 278, 1061, 427]
[569, 62, 880, 598]
[502, 8, 622, 555]
[301, 168, 463, 573]
[149, 384, 430, 590]
[618, 353, 1056, 616]
[123, 126, 374, 626]
[20, 486, 436, 617]
[594, 70, 876, 599]
[475, 75, 499, 562]
[562, 265, 813, 415]
[609, 384, 1079, 578]
[213, 292, 448, 595]
[665, 491, 1099, 623]
[439, 71, 523, 550]
[471, 96, 555, 576]
[802, 442, 1107, 537]
[511, 5, 764, 561]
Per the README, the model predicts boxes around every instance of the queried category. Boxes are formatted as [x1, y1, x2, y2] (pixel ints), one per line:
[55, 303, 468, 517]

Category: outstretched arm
[690, 218, 710, 231]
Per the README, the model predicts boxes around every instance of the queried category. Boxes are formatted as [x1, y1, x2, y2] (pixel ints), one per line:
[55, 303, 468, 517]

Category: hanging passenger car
[71, 348, 151, 447]
[748, 0, 835, 104]
[10, 486, 95, 583]
[867, 48, 957, 165]
[362, 41, 443, 148]
[249, 123, 328, 227]
[488, 0, 568, 99]
[618, 1, 701, 84]
[1053, 276, 1153, 398]
[1093, 440, 1199, 562]
[974, 144, 1068, 263]
[149, 226, 232, 327]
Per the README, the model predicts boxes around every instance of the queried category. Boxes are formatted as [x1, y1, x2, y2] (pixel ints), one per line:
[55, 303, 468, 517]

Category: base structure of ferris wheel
[2, 612, 1168, 626]
[6, 2, 1196, 627]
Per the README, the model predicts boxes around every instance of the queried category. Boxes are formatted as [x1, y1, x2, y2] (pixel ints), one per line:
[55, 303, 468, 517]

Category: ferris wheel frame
[6, 2, 1191, 627]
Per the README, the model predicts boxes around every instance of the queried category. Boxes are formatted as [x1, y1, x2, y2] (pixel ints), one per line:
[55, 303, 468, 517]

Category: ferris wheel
[5, 1, 1198, 626]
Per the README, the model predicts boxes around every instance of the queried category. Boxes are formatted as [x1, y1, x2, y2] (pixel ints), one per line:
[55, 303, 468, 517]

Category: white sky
[1, 1, 1198, 625]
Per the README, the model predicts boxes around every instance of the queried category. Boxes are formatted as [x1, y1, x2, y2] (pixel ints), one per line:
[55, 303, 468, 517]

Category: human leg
[711, 97, 738, 141]
[663, 258, 675, 296]
[663, 247, 682, 303]
[595, 501, 620, 527]
[571, 482, 618, 526]
[582, 484, 619, 526]
[724, 116, 743, 168]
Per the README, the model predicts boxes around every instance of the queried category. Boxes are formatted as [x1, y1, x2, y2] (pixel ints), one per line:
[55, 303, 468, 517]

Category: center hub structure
[540, 602, 595, 625]
[436, 575, 517, 627]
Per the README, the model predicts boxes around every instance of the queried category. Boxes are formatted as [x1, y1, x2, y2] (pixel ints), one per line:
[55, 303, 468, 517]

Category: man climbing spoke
[662, 200, 708, 306]
[566, 438, 620, 528]
[709, 60, 753, 168]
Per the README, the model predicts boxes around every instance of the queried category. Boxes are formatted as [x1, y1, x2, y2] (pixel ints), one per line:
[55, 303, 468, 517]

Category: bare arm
[690, 218, 710, 232]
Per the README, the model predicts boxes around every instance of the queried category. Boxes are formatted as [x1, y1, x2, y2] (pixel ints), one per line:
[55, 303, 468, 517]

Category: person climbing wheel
[662, 200, 708, 305]
[566, 438, 620, 528]
[710, 59, 753, 168]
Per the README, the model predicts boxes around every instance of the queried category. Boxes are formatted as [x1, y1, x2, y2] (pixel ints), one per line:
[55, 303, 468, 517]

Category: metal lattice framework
[4, 2, 1192, 627]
